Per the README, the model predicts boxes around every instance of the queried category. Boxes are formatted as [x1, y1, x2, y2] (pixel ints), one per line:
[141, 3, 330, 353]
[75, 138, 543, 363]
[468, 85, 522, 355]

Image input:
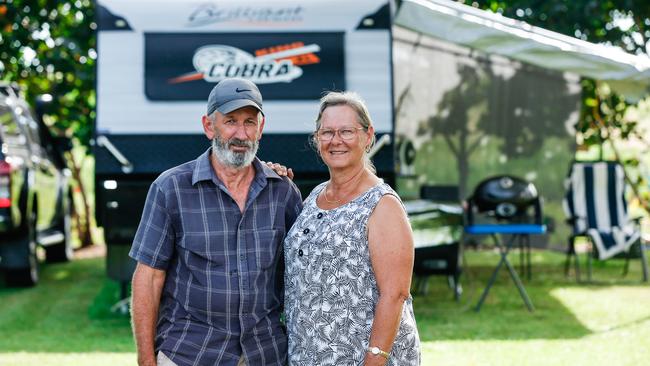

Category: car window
[0, 104, 25, 146]
[15, 105, 41, 146]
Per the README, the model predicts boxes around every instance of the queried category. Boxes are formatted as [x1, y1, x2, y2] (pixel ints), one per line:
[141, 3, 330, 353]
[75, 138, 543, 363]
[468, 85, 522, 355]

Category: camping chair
[563, 161, 649, 282]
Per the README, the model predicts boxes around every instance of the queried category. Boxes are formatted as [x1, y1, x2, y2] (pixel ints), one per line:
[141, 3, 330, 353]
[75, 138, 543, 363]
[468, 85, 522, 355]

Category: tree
[468, 1, 650, 55]
[0, 0, 97, 246]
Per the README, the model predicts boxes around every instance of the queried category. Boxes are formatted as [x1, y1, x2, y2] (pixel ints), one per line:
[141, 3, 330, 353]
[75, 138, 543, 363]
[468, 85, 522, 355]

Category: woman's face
[317, 105, 373, 171]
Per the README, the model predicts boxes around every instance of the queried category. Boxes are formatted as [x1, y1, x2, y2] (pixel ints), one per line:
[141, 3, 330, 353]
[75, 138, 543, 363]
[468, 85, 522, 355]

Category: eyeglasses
[316, 127, 364, 141]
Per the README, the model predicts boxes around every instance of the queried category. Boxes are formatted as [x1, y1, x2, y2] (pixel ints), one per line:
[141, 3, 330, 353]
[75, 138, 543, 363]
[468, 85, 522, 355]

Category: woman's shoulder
[364, 182, 405, 216]
[368, 187, 409, 234]
[377, 181, 398, 195]
[367, 181, 402, 203]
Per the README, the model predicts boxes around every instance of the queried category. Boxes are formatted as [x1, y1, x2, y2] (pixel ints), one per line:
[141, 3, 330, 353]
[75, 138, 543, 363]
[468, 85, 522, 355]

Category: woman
[284, 91, 420, 365]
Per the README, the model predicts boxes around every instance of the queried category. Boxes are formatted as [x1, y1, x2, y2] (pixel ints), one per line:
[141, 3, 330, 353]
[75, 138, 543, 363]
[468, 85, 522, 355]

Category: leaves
[469, 0, 650, 56]
[0, 0, 96, 149]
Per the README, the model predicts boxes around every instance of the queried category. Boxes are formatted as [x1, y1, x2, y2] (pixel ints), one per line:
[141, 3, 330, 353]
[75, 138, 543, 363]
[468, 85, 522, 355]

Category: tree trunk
[65, 151, 94, 248]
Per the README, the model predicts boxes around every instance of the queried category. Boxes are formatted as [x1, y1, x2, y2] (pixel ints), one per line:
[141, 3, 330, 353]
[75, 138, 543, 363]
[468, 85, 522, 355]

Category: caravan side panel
[392, 26, 581, 246]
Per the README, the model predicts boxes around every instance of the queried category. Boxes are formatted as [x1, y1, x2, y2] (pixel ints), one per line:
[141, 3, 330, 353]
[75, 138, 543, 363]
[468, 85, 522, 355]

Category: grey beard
[212, 135, 258, 169]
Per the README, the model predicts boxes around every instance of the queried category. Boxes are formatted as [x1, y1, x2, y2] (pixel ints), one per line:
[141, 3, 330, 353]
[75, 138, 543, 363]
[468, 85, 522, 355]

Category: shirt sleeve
[284, 179, 304, 233]
[129, 180, 175, 270]
[278, 179, 303, 312]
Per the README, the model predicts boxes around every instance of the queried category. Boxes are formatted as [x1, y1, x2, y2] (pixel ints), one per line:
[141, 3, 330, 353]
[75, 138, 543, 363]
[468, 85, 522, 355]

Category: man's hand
[264, 161, 294, 180]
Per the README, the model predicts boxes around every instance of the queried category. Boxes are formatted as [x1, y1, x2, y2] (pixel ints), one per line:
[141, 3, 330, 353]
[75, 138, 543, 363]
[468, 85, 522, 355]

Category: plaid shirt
[129, 148, 303, 366]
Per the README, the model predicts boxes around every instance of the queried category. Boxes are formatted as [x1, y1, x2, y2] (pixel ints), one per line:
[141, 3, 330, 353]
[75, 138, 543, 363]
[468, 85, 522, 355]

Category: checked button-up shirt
[129, 148, 303, 366]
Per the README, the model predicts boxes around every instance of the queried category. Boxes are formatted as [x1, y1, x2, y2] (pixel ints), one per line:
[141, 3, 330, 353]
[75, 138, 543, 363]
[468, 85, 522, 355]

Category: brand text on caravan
[188, 5, 304, 27]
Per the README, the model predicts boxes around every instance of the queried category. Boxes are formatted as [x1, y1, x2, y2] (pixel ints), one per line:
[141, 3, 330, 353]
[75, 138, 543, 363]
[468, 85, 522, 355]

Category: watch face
[371, 347, 379, 354]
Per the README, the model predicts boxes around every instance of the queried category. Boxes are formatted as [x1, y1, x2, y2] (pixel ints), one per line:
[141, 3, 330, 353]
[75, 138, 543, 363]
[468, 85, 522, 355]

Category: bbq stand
[464, 224, 546, 312]
[464, 176, 546, 312]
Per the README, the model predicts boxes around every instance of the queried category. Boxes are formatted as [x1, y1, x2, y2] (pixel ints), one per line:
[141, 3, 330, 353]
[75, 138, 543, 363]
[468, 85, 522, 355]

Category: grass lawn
[0, 248, 649, 365]
[0, 255, 134, 366]
[416, 248, 650, 365]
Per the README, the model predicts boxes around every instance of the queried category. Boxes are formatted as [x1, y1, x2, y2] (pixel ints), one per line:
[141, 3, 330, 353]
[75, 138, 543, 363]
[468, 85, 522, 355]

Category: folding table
[464, 223, 546, 312]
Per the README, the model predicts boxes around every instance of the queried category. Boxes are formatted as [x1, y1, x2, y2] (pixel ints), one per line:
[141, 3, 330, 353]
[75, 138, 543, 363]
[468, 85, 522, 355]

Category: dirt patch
[74, 244, 106, 259]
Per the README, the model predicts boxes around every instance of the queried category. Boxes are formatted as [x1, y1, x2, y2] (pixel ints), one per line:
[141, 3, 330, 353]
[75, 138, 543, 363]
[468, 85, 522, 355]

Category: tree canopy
[0, 0, 95, 146]
[469, 0, 649, 56]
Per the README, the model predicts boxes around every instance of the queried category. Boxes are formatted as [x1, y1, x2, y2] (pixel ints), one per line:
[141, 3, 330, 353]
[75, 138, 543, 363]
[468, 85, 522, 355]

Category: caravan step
[37, 230, 65, 246]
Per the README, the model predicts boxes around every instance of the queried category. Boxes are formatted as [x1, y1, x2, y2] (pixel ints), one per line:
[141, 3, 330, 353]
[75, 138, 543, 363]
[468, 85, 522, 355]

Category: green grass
[416, 249, 650, 365]
[0, 257, 134, 366]
[1, 250, 649, 365]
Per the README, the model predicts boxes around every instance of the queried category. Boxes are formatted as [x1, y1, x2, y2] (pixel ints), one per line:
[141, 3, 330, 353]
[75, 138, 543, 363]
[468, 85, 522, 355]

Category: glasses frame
[316, 127, 365, 142]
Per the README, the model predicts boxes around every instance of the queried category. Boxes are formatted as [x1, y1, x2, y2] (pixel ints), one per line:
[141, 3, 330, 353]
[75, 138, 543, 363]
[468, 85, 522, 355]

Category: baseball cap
[206, 78, 264, 116]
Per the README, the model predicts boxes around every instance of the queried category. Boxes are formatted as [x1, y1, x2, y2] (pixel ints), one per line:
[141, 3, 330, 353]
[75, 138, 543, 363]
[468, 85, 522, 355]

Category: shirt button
[240, 255, 245, 259]
[303, 228, 310, 234]
[316, 213, 323, 219]
[298, 249, 304, 256]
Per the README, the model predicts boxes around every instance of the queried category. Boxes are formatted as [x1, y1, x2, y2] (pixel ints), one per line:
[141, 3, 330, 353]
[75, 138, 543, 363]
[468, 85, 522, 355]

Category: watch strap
[367, 346, 390, 359]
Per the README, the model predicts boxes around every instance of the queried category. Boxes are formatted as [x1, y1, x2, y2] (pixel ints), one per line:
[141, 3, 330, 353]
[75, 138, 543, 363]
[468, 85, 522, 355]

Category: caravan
[95, 0, 647, 295]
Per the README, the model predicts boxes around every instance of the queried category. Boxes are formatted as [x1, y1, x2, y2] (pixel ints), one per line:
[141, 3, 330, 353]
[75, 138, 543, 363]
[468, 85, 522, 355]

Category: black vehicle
[0, 83, 73, 287]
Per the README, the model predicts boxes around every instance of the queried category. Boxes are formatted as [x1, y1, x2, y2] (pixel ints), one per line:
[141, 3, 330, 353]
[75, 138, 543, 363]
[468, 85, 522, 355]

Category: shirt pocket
[248, 229, 283, 270]
[178, 232, 228, 269]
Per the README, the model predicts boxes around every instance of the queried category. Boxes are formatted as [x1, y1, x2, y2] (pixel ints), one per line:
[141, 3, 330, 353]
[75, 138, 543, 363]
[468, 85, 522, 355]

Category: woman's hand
[263, 161, 294, 180]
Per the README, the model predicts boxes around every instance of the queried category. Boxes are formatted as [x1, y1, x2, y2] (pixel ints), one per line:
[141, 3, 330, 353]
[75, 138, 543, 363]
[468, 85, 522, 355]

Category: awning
[394, 0, 650, 101]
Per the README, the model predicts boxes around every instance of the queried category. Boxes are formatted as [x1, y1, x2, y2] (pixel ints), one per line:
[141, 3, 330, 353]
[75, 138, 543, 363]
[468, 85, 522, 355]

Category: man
[129, 78, 303, 366]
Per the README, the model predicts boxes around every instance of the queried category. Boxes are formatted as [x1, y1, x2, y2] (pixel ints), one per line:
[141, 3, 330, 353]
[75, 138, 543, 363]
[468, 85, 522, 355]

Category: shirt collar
[192, 147, 282, 186]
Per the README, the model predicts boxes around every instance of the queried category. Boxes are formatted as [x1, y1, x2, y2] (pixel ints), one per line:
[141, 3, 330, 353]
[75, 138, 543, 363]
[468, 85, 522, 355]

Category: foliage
[1, 1, 98, 246]
[466, 1, 650, 55]
[0, 0, 96, 147]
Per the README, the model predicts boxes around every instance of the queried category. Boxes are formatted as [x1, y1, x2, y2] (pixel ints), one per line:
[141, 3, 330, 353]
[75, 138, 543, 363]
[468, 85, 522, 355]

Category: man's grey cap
[207, 78, 263, 116]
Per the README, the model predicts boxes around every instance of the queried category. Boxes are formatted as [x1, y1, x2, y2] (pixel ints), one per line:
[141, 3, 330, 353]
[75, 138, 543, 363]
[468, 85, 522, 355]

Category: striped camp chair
[563, 161, 648, 282]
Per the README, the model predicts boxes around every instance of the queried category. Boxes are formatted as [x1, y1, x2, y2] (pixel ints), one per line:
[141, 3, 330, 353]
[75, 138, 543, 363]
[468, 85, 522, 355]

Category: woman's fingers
[264, 161, 290, 177]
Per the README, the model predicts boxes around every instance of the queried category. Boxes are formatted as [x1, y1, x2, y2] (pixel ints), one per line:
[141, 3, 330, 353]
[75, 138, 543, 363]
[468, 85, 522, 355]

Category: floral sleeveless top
[284, 182, 421, 365]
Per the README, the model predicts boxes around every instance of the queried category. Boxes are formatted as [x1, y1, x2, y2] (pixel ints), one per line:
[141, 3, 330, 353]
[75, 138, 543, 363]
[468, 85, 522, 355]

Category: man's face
[202, 106, 265, 169]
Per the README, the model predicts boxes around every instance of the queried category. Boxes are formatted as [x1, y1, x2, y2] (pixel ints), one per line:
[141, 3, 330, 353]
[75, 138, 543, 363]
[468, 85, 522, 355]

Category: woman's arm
[365, 194, 415, 366]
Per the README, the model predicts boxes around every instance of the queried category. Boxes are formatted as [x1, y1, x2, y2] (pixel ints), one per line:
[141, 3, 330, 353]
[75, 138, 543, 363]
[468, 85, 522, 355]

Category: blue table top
[464, 224, 547, 235]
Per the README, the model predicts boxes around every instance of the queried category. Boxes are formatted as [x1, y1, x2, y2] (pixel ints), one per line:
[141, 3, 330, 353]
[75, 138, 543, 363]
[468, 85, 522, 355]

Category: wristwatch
[367, 346, 390, 359]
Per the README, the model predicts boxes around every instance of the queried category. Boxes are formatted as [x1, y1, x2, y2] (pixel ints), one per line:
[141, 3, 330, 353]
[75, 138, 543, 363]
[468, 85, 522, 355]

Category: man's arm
[131, 263, 167, 366]
[129, 179, 175, 366]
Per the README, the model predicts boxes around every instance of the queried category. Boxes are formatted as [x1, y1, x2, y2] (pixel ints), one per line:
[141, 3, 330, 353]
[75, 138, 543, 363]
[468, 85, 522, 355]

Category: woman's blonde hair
[312, 91, 376, 173]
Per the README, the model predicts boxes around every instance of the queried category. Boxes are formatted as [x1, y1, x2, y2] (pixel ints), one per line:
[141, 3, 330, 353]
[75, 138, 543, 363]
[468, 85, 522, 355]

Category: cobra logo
[169, 44, 320, 85]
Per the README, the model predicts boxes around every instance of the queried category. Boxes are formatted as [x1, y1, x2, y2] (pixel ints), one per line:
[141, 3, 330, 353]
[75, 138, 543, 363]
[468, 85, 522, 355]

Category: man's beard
[212, 134, 259, 169]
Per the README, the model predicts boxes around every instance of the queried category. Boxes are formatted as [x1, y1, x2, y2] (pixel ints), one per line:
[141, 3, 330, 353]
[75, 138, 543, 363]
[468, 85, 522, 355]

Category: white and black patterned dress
[284, 182, 421, 365]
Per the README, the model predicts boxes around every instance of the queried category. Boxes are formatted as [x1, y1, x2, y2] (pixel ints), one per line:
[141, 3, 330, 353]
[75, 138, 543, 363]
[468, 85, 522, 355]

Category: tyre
[5, 210, 39, 287]
[45, 192, 73, 263]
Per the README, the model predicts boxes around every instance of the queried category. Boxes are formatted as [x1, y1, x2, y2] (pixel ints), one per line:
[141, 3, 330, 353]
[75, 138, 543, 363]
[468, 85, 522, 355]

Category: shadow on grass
[413, 249, 650, 341]
[0, 257, 133, 353]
